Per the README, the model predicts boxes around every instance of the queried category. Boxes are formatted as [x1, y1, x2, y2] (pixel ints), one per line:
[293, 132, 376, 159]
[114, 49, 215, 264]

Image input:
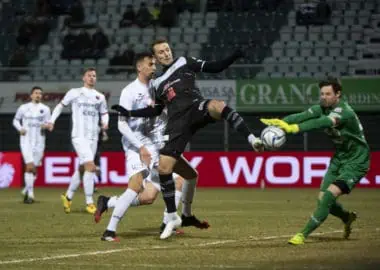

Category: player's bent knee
[331, 181, 350, 195]
[158, 165, 173, 175]
[84, 162, 96, 172]
[318, 191, 324, 201]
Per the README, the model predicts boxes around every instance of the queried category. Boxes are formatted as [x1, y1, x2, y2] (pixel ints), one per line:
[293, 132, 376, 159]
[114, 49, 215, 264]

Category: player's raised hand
[111, 104, 130, 117]
[139, 146, 152, 167]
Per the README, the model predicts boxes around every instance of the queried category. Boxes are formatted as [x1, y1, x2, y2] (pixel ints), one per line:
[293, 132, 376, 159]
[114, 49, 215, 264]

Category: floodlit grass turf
[0, 188, 379, 270]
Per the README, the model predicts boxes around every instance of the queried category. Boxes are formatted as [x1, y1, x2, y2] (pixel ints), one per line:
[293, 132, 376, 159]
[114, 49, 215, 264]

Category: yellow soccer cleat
[288, 233, 305, 245]
[61, 194, 72, 214]
[86, 204, 97, 214]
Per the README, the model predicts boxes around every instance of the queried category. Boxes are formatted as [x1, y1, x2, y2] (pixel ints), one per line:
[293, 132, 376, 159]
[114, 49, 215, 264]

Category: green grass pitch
[0, 188, 379, 269]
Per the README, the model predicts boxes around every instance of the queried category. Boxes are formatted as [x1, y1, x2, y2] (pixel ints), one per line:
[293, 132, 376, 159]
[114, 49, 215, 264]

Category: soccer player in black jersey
[113, 39, 263, 239]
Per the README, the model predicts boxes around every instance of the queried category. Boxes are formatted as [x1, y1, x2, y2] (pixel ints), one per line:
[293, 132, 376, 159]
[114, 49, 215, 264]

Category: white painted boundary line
[0, 229, 369, 265]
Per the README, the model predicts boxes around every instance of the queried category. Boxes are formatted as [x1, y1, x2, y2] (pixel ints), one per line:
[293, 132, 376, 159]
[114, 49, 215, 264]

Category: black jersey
[151, 56, 206, 119]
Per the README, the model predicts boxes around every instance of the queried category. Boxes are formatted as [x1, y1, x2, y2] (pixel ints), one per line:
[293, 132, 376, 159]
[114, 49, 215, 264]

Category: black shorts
[160, 100, 215, 158]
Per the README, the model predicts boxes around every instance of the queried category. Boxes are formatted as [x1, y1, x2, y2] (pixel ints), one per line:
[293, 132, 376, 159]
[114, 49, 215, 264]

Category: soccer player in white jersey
[13, 86, 51, 204]
[48, 68, 109, 214]
[96, 52, 182, 241]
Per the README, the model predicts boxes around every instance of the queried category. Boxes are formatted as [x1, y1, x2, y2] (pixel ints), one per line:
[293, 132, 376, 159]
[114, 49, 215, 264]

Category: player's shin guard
[301, 190, 336, 237]
[221, 106, 252, 139]
[160, 174, 176, 213]
[182, 178, 196, 217]
[106, 189, 137, 232]
[83, 171, 95, 204]
[66, 170, 81, 200]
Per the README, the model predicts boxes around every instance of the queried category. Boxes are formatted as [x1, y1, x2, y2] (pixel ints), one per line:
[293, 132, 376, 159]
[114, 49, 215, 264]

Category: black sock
[221, 106, 251, 138]
[159, 174, 176, 213]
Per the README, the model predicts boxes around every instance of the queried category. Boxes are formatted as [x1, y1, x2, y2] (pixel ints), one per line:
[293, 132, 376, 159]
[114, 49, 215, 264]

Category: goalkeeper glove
[260, 118, 300, 134]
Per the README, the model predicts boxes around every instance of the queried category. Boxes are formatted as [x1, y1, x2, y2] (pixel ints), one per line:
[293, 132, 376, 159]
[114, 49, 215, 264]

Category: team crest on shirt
[96, 96, 100, 100]
[333, 107, 342, 113]
[40, 109, 44, 114]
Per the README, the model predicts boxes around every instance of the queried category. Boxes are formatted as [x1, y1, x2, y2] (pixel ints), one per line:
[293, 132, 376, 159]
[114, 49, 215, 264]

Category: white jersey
[61, 87, 108, 140]
[119, 78, 167, 151]
[14, 102, 51, 147]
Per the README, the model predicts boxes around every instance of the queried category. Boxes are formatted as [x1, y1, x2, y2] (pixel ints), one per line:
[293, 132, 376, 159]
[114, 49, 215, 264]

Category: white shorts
[126, 144, 159, 180]
[20, 143, 44, 166]
[72, 138, 98, 165]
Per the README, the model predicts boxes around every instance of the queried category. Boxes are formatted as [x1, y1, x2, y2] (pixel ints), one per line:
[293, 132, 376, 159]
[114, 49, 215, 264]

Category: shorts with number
[20, 143, 44, 166]
[320, 155, 370, 194]
[160, 99, 215, 158]
[72, 138, 98, 165]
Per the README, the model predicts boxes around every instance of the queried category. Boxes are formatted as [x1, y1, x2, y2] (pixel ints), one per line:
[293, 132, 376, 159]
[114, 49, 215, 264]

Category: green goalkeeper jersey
[284, 99, 370, 163]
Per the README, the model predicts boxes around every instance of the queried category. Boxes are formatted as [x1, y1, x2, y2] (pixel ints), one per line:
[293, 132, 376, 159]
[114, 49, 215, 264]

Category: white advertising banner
[0, 80, 236, 113]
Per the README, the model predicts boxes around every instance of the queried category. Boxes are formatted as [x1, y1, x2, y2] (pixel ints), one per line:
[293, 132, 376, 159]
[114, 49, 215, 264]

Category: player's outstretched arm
[111, 104, 164, 118]
[261, 115, 334, 134]
[201, 49, 244, 73]
[283, 105, 322, 124]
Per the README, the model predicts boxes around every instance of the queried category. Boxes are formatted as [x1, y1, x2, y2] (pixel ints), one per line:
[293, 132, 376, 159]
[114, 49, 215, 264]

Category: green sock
[330, 201, 349, 223]
[301, 190, 336, 237]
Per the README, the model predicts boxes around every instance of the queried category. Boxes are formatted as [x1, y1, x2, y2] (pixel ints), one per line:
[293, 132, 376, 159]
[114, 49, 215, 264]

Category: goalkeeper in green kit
[261, 77, 370, 245]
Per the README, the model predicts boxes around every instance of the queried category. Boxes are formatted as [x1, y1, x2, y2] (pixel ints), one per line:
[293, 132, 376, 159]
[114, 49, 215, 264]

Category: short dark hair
[134, 51, 153, 69]
[83, 67, 96, 75]
[30, 86, 42, 94]
[150, 38, 168, 54]
[319, 76, 342, 94]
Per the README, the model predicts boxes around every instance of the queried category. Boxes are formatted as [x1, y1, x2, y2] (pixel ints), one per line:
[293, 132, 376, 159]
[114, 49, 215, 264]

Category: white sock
[248, 134, 256, 144]
[83, 171, 95, 204]
[163, 190, 182, 224]
[107, 196, 118, 208]
[130, 196, 141, 207]
[24, 172, 35, 198]
[182, 178, 197, 217]
[66, 170, 80, 200]
[106, 189, 138, 232]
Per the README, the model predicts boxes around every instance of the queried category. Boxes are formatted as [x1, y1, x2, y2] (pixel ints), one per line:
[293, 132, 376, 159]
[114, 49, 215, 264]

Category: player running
[261, 76, 370, 245]
[48, 68, 109, 214]
[13, 86, 51, 203]
[113, 39, 263, 239]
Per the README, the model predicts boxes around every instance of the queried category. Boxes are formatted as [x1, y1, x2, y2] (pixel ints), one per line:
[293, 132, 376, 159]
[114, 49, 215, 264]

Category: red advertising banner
[28, 151, 380, 188]
[0, 152, 22, 188]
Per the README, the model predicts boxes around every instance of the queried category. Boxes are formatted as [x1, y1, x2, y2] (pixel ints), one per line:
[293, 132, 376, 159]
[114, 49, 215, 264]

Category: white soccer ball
[260, 126, 286, 150]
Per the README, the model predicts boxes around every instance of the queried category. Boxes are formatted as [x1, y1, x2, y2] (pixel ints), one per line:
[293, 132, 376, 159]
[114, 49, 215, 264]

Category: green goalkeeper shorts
[320, 156, 370, 194]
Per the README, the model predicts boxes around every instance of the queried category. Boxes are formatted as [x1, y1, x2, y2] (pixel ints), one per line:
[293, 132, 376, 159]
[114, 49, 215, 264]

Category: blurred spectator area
[1, 0, 380, 81]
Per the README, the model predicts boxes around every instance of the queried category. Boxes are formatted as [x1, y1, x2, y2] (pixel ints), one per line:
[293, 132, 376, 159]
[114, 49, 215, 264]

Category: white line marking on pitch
[0, 229, 372, 265]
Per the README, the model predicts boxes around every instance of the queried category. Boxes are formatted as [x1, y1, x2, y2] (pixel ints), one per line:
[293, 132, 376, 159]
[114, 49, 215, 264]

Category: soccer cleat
[23, 194, 34, 204]
[94, 195, 110, 223]
[86, 203, 97, 214]
[344, 211, 357, 239]
[101, 230, 119, 242]
[288, 233, 305, 245]
[160, 213, 182, 239]
[159, 223, 184, 235]
[181, 214, 210, 229]
[61, 194, 72, 213]
[252, 138, 264, 152]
